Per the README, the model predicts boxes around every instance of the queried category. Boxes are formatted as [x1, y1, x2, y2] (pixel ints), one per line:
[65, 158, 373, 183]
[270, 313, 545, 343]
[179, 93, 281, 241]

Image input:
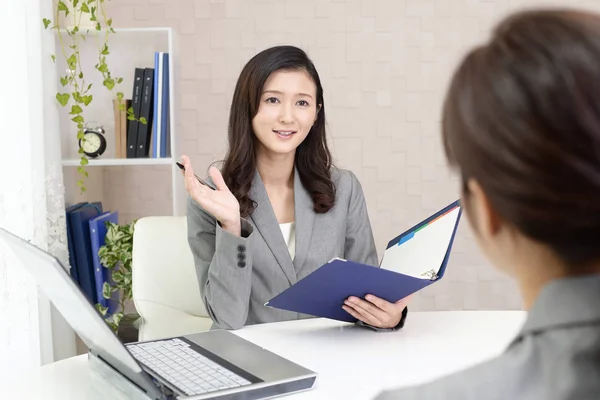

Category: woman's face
[252, 69, 319, 158]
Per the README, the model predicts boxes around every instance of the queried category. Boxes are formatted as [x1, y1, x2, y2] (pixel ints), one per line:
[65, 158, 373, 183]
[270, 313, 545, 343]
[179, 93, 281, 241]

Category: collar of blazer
[511, 273, 600, 344]
[248, 166, 315, 285]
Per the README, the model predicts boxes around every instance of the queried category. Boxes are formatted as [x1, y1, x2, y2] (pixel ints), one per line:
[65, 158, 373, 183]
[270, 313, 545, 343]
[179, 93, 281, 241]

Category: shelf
[57, 27, 171, 35]
[62, 157, 174, 167]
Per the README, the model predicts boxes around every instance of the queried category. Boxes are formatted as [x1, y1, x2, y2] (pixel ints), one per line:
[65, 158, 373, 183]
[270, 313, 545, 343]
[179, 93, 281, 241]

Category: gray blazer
[374, 274, 600, 400]
[187, 167, 405, 330]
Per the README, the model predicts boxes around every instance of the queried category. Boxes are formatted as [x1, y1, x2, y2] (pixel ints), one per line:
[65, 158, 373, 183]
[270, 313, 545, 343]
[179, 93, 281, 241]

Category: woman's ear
[467, 179, 502, 238]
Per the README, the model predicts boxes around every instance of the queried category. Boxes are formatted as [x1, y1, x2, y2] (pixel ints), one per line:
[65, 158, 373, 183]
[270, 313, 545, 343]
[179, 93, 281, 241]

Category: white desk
[4, 311, 526, 399]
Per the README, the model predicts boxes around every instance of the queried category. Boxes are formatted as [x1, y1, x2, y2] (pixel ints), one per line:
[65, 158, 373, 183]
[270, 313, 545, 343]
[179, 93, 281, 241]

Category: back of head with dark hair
[221, 45, 335, 218]
[442, 9, 600, 267]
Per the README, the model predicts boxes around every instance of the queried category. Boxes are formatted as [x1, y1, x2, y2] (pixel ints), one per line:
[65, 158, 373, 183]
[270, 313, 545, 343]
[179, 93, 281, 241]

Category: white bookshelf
[56, 27, 184, 216]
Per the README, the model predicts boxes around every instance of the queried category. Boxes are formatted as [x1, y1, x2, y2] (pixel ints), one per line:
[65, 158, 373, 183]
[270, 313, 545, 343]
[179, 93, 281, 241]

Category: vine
[43, 0, 146, 192]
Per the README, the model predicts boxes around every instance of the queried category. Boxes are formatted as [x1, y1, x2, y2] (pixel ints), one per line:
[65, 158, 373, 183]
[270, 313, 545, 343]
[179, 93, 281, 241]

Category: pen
[176, 162, 216, 190]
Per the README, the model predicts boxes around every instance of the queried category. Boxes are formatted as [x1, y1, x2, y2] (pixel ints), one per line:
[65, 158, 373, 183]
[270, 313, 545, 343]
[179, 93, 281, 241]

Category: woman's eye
[265, 97, 279, 104]
[297, 100, 309, 107]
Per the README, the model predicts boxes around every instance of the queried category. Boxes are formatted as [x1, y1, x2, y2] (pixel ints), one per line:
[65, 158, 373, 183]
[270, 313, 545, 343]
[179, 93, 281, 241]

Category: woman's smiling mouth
[273, 130, 297, 138]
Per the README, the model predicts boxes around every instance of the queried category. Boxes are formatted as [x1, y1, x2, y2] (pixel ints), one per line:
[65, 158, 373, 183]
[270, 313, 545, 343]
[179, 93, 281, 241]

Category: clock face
[82, 132, 101, 153]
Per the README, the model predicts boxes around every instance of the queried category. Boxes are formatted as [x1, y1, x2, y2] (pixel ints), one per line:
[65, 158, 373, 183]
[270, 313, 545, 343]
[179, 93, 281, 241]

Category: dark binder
[126, 68, 145, 158]
[68, 202, 103, 305]
[65, 202, 87, 284]
[265, 201, 462, 323]
[135, 68, 154, 157]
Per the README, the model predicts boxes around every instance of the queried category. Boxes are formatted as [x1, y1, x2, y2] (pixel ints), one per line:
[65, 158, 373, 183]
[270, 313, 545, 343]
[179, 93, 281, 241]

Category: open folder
[265, 200, 462, 323]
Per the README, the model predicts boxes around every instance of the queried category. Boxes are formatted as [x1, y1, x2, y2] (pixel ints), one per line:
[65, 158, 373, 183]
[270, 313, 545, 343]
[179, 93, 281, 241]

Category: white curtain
[0, 0, 76, 381]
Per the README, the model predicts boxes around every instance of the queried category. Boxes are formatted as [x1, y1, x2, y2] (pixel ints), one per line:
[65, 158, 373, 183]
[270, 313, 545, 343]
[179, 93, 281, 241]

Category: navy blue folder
[265, 200, 462, 323]
[69, 202, 103, 305]
[65, 202, 87, 284]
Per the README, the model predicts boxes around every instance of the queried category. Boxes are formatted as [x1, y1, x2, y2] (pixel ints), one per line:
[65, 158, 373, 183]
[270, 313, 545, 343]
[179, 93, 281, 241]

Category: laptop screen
[379, 201, 461, 279]
[0, 228, 145, 375]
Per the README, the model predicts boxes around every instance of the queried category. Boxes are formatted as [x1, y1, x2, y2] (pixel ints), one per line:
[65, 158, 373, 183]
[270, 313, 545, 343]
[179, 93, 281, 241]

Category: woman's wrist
[220, 215, 242, 237]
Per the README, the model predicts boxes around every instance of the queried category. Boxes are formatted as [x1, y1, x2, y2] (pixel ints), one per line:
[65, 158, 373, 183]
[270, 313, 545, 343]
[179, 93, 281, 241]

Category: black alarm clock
[79, 122, 107, 158]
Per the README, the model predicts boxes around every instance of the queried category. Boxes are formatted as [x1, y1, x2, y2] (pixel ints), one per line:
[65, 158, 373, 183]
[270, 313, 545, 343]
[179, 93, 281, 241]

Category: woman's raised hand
[180, 155, 242, 236]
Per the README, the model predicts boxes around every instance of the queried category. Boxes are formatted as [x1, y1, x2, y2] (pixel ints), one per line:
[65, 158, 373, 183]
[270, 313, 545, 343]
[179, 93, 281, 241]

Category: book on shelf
[117, 52, 169, 159]
[113, 98, 131, 158]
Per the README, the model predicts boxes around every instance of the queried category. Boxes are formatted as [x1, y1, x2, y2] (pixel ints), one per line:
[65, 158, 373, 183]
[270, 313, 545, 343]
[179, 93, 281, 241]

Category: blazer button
[237, 253, 246, 261]
[237, 261, 246, 268]
[237, 245, 246, 252]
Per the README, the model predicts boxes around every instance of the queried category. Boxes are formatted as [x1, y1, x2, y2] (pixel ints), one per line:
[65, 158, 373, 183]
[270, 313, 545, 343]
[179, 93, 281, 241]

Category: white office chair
[132, 216, 213, 341]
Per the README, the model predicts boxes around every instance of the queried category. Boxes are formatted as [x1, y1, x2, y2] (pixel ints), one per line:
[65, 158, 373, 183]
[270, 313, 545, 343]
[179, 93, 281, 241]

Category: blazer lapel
[249, 170, 297, 285]
[292, 168, 315, 273]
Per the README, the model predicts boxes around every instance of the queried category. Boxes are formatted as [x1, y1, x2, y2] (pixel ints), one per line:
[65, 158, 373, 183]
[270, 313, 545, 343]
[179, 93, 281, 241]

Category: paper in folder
[265, 200, 463, 323]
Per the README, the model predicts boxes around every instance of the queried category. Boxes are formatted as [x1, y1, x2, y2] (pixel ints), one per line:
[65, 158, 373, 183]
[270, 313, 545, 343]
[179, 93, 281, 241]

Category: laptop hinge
[88, 351, 156, 400]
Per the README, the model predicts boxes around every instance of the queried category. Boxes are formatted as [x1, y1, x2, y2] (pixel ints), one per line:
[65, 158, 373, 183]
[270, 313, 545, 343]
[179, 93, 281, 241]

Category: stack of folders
[65, 201, 119, 315]
[113, 51, 170, 159]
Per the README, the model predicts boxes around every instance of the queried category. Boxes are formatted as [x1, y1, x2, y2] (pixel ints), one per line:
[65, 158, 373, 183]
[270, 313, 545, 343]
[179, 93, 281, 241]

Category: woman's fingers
[342, 305, 372, 324]
[344, 298, 384, 326]
[209, 166, 229, 192]
[181, 155, 209, 200]
[363, 294, 395, 313]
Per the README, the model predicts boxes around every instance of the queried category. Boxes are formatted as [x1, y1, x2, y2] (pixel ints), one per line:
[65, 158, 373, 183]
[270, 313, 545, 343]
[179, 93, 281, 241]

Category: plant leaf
[83, 95, 93, 106]
[103, 78, 115, 90]
[101, 43, 109, 55]
[56, 93, 70, 107]
[60, 76, 68, 86]
[71, 115, 84, 124]
[57, 1, 68, 12]
[51, 54, 56, 63]
[102, 282, 112, 300]
[95, 303, 108, 316]
[70, 105, 83, 115]
[81, 3, 90, 13]
[42, 18, 51, 29]
[67, 54, 77, 70]
[117, 92, 124, 101]
[139, 117, 147, 124]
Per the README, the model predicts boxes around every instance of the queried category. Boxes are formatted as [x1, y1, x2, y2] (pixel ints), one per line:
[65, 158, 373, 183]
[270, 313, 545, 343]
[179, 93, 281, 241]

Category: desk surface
[4, 311, 526, 399]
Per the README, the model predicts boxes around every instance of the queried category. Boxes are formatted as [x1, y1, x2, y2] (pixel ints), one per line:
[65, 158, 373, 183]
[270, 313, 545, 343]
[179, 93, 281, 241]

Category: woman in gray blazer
[181, 45, 410, 331]
[375, 8, 600, 400]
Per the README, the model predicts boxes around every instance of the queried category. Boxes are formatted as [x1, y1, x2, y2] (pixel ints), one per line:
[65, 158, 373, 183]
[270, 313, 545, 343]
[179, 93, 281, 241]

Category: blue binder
[265, 200, 463, 323]
[69, 202, 103, 305]
[65, 202, 87, 284]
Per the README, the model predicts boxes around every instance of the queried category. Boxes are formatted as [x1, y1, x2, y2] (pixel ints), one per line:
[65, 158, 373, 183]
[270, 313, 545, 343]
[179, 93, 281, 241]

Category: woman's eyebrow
[262, 89, 314, 99]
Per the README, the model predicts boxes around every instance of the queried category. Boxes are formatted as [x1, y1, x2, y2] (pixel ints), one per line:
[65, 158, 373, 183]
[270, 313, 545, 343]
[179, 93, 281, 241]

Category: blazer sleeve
[343, 170, 379, 266]
[343, 171, 408, 332]
[186, 195, 254, 330]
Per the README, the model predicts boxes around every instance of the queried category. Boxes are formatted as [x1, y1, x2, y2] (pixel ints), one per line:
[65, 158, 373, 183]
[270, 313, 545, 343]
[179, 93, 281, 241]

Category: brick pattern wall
[91, 0, 600, 311]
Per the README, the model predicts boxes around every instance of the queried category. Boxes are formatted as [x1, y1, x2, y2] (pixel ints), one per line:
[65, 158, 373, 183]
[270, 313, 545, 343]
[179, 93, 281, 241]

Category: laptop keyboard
[127, 338, 252, 396]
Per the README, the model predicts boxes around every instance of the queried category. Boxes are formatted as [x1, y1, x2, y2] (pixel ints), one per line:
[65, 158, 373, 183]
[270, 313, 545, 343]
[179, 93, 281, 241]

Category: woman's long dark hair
[221, 45, 335, 218]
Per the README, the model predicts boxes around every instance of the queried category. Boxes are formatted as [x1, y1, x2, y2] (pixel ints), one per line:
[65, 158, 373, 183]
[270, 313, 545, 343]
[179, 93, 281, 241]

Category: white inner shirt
[279, 221, 296, 260]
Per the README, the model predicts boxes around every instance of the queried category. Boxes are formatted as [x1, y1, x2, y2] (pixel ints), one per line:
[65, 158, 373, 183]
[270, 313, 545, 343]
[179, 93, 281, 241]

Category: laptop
[0, 228, 317, 400]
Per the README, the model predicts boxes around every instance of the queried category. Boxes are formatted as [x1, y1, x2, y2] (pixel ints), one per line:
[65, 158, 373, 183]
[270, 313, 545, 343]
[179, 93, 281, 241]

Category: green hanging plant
[42, 0, 146, 192]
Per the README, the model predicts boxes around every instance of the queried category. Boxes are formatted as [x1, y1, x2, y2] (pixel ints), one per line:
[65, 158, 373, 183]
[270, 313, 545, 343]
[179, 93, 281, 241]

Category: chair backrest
[132, 216, 208, 319]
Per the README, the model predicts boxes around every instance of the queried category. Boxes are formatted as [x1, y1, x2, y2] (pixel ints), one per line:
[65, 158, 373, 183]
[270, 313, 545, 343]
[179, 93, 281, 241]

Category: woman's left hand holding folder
[343, 295, 411, 329]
